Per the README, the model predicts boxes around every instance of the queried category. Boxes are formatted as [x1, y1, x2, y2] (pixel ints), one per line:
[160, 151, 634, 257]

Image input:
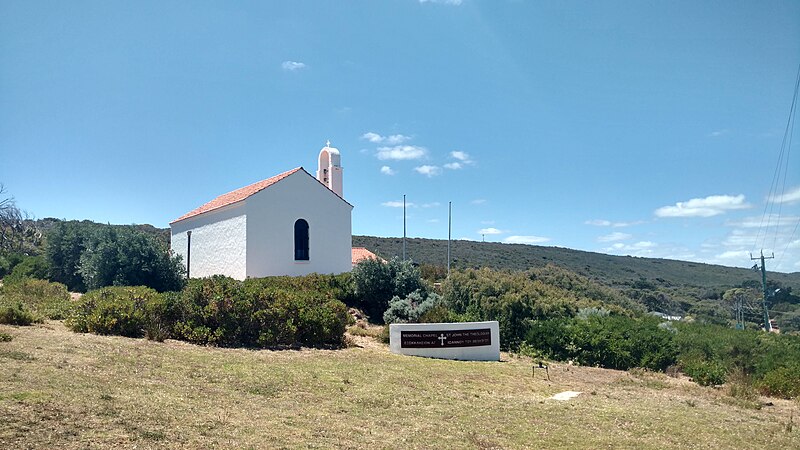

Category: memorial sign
[400, 328, 492, 348]
[389, 321, 500, 361]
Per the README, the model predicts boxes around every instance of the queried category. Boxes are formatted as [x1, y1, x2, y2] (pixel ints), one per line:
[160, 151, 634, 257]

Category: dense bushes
[66, 275, 352, 348]
[46, 221, 185, 292]
[0, 279, 71, 325]
[526, 313, 677, 371]
[66, 286, 158, 337]
[383, 290, 443, 324]
[351, 258, 427, 322]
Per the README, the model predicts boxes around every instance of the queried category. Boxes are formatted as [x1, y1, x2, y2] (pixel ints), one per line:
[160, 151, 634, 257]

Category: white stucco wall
[170, 203, 247, 280]
[245, 170, 352, 277]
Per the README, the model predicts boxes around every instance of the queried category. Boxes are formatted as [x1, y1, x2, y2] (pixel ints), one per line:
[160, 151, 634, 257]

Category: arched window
[294, 219, 309, 261]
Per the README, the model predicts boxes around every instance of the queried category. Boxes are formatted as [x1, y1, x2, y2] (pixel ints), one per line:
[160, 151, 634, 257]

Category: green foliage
[351, 257, 426, 322]
[0, 278, 71, 320]
[757, 364, 800, 399]
[46, 220, 97, 291]
[526, 315, 677, 371]
[383, 290, 442, 324]
[3, 255, 50, 285]
[681, 359, 727, 386]
[0, 331, 12, 342]
[0, 301, 40, 325]
[78, 226, 186, 292]
[168, 275, 350, 348]
[66, 286, 159, 337]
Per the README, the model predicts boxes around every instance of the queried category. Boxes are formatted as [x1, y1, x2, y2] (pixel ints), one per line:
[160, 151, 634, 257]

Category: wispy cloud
[603, 241, 657, 255]
[380, 166, 396, 175]
[597, 232, 632, 242]
[382, 200, 414, 208]
[414, 165, 442, 177]
[708, 129, 729, 137]
[769, 186, 800, 205]
[585, 219, 645, 228]
[479, 227, 503, 235]
[444, 151, 474, 170]
[377, 145, 427, 161]
[725, 214, 799, 228]
[503, 235, 550, 245]
[481, 220, 495, 225]
[281, 61, 306, 71]
[421, 202, 440, 208]
[655, 194, 751, 218]
[471, 199, 486, 205]
[361, 132, 411, 145]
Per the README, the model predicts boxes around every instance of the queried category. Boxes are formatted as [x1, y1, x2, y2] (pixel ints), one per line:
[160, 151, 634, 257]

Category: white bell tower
[317, 140, 343, 197]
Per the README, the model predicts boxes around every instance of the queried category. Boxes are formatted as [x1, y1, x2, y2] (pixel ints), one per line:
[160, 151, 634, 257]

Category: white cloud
[503, 235, 550, 245]
[597, 232, 632, 242]
[377, 145, 427, 160]
[444, 162, 463, 170]
[427, 219, 440, 223]
[380, 166, 396, 175]
[585, 219, 644, 228]
[602, 241, 658, 255]
[414, 165, 442, 177]
[585, 219, 612, 227]
[471, 199, 486, 205]
[715, 250, 750, 261]
[788, 239, 800, 249]
[770, 186, 800, 205]
[281, 61, 306, 71]
[479, 227, 503, 235]
[655, 194, 751, 218]
[708, 129, 729, 137]
[451, 151, 470, 161]
[725, 215, 799, 228]
[382, 201, 415, 208]
[361, 132, 411, 145]
[421, 202, 440, 208]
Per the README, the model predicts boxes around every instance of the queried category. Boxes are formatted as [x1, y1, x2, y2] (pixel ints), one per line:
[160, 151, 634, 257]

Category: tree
[78, 226, 185, 292]
[0, 184, 42, 256]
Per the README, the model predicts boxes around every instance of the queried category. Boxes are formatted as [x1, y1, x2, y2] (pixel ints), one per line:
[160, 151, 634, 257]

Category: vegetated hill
[352, 235, 800, 292]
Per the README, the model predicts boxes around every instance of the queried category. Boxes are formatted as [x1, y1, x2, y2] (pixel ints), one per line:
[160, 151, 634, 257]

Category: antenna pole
[751, 250, 775, 332]
[447, 201, 451, 278]
[403, 194, 407, 261]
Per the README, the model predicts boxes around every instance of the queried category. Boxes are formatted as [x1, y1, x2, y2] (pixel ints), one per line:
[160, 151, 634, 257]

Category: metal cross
[438, 334, 447, 346]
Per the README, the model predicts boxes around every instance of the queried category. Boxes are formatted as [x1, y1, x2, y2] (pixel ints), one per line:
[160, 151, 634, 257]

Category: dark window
[294, 219, 309, 260]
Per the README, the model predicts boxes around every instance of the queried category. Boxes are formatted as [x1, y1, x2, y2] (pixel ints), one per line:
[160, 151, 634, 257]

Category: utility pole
[447, 201, 451, 277]
[403, 194, 407, 261]
[750, 250, 775, 332]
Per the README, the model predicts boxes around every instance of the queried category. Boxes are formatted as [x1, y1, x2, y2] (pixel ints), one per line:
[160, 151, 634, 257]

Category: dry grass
[1, 322, 798, 449]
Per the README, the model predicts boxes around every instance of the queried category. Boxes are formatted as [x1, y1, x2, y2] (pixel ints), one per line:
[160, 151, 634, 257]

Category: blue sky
[2, 0, 799, 272]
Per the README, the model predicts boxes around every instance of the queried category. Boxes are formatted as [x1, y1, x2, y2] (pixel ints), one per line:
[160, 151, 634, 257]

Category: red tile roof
[171, 167, 302, 224]
[351, 247, 384, 265]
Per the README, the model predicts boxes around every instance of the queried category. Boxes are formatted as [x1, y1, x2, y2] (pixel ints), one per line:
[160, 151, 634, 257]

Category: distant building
[351, 247, 384, 266]
[170, 143, 353, 279]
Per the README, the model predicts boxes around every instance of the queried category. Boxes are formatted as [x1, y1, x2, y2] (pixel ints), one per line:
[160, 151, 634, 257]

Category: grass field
[1, 322, 798, 449]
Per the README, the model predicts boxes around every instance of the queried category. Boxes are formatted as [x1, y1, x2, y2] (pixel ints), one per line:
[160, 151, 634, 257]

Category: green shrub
[0, 302, 40, 325]
[383, 290, 442, 324]
[757, 365, 800, 399]
[0, 331, 12, 342]
[1, 279, 71, 320]
[682, 358, 727, 386]
[352, 258, 426, 322]
[2, 255, 50, 285]
[169, 275, 350, 348]
[66, 286, 159, 337]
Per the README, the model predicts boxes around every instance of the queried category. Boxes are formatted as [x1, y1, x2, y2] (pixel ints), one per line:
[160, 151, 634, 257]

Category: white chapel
[170, 143, 354, 279]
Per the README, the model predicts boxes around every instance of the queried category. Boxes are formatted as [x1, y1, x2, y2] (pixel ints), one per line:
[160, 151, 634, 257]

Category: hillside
[1, 322, 798, 449]
[353, 235, 800, 292]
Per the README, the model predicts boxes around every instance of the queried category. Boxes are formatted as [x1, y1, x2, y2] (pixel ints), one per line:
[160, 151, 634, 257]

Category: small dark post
[186, 230, 192, 279]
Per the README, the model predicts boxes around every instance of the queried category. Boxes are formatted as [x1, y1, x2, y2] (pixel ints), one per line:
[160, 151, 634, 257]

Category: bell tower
[317, 140, 343, 197]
